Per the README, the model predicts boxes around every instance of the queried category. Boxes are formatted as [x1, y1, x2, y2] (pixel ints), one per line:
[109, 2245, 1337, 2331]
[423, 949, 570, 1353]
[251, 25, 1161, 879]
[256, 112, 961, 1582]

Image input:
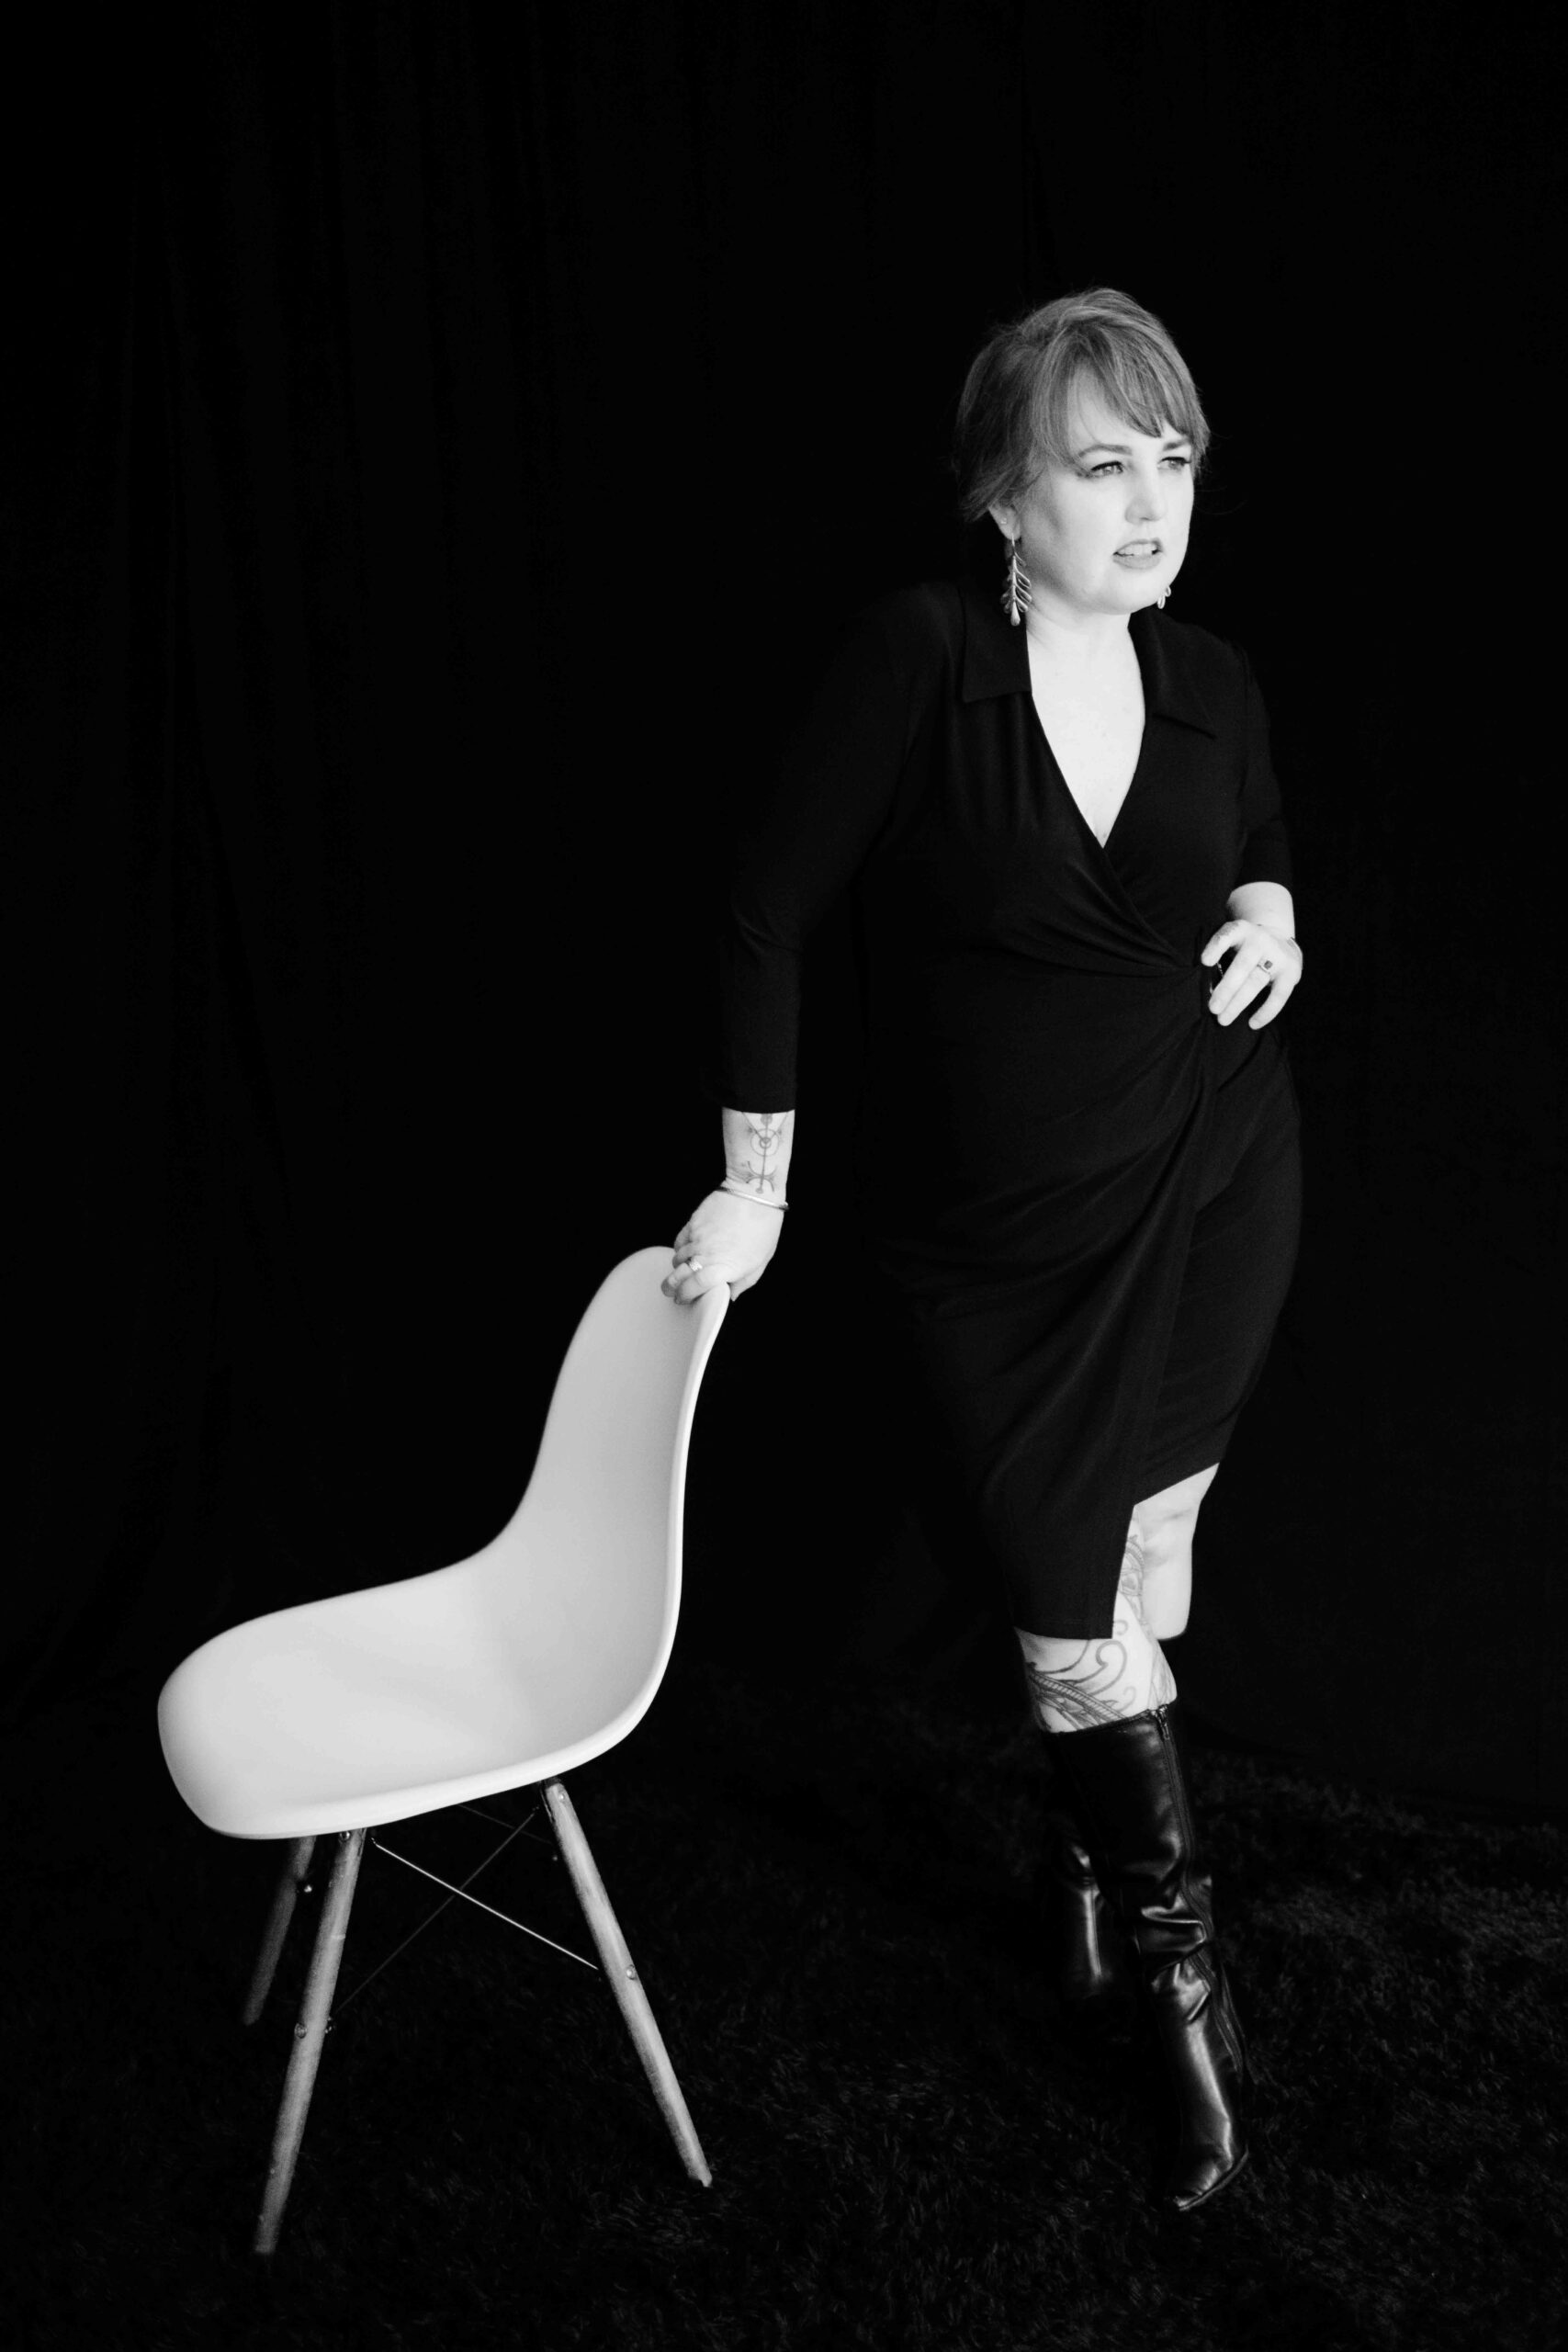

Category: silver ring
[1260, 958, 1273, 971]
[687, 1259, 703, 1273]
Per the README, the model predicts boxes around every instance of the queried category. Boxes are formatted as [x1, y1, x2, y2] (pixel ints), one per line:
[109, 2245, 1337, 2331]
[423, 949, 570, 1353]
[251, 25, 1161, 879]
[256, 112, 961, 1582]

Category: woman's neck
[1022, 603, 1135, 683]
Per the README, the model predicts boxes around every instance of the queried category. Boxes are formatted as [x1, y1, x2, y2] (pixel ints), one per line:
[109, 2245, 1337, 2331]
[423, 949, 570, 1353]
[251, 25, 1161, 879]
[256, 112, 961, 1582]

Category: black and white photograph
[6, 4, 1564, 2346]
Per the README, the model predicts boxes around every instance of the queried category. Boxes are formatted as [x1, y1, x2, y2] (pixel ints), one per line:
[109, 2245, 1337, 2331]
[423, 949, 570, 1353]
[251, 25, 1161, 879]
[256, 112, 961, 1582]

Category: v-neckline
[1024, 623, 1149, 859]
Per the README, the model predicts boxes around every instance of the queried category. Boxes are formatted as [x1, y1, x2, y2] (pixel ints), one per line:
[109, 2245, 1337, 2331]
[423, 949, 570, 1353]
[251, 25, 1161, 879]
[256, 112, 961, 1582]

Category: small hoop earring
[1002, 537, 1032, 628]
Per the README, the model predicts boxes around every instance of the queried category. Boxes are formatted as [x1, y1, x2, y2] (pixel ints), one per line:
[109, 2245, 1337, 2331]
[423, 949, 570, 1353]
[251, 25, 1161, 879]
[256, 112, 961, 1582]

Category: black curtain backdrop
[6, 3, 1563, 1808]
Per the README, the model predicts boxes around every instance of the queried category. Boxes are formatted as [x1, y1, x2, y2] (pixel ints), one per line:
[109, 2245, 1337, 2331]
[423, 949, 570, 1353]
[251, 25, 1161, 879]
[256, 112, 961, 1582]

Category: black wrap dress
[703, 573, 1303, 1638]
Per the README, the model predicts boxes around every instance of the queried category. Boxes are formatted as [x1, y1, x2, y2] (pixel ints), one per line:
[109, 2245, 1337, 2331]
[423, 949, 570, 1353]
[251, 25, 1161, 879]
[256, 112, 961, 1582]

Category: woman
[663, 288, 1303, 2212]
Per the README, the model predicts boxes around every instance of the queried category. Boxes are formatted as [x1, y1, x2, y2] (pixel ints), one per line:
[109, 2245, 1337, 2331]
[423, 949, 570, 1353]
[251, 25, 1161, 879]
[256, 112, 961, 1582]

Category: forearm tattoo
[726, 1110, 787, 1198]
[1022, 1520, 1177, 1730]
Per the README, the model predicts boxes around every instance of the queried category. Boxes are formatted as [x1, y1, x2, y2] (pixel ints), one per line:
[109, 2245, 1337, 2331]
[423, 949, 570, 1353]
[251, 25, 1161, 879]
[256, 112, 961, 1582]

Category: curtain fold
[5, 0, 1561, 1806]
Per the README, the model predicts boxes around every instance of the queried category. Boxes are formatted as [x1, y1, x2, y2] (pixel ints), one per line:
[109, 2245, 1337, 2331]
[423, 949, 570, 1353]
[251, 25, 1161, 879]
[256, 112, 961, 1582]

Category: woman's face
[990, 379, 1195, 621]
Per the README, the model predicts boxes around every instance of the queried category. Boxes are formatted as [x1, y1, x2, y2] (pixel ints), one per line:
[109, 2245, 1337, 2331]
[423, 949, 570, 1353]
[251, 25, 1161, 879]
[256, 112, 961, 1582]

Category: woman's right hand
[661, 1189, 784, 1304]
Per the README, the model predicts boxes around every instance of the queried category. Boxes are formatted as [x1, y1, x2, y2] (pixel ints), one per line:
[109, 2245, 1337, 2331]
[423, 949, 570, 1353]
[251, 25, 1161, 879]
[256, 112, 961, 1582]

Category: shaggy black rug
[6, 1638, 1565, 2352]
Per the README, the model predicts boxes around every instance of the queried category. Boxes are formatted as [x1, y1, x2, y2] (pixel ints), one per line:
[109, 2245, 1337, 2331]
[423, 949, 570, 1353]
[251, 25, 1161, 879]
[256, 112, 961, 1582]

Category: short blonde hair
[952, 287, 1211, 526]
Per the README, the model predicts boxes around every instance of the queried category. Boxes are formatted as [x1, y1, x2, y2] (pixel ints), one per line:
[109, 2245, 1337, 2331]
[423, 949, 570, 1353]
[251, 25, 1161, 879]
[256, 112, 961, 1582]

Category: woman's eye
[1086, 455, 1191, 477]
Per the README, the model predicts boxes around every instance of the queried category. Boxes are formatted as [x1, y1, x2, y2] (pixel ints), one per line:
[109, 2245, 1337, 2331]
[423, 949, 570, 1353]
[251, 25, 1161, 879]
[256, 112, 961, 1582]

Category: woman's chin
[1123, 572, 1175, 613]
[1091, 576, 1168, 617]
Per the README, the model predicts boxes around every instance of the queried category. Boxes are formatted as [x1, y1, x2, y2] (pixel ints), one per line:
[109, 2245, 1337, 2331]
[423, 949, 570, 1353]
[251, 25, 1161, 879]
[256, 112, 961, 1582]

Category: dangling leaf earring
[1002, 536, 1032, 628]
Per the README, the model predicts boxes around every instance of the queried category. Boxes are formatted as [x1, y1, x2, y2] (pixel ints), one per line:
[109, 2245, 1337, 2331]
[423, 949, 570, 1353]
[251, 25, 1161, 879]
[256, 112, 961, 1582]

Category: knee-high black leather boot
[1038, 1759, 1136, 2040]
[1043, 1700, 1249, 2211]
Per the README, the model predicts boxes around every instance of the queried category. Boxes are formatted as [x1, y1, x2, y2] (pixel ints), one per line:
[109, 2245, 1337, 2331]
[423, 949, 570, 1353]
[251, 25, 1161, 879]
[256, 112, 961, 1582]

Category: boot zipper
[1159, 1710, 1245, 2073]
[1156, 1708, 1198, 1858]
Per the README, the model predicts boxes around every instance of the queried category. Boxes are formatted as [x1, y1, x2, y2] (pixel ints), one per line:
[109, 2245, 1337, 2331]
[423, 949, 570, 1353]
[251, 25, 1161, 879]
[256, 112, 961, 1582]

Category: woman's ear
[987, 499, 1021, 543]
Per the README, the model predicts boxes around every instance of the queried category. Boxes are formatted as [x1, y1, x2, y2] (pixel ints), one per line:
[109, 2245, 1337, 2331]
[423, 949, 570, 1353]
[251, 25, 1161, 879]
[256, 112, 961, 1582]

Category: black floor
[7, 1634, 1566, 2352]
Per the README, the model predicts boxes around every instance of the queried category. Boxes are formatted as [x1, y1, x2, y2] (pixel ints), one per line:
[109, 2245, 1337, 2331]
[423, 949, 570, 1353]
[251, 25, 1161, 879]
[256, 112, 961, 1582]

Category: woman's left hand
[1200, 921, 1303, 1029]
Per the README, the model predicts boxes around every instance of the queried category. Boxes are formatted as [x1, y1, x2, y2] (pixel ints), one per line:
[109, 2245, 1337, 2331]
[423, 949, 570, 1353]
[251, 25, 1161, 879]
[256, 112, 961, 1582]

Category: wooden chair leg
[542, 1778, 712, 2188]
[254, 1826, 366, 2257]
[243, 1836, 317, 2026]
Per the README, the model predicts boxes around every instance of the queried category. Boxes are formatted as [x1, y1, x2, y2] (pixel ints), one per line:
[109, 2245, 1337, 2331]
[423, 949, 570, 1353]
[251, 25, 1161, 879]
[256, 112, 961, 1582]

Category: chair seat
[158, 1251, 727, 1848]
[158, 1550, 656, 1841]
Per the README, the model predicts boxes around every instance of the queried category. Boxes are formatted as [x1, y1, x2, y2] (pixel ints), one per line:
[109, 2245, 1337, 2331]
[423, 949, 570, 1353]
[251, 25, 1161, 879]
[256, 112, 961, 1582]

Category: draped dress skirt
[708, 579, 1304, 1640]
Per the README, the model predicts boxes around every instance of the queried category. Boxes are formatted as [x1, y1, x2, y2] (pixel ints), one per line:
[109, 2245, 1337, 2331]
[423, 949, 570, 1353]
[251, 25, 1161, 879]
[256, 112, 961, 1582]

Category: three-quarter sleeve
[1233, 646, 1293, 892]
[701, 600, 915, 1108]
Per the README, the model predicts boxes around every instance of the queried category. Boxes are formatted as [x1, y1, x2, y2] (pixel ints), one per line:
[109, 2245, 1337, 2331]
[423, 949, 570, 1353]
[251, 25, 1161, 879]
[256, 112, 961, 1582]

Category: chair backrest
[465, 1246, 728, 1744]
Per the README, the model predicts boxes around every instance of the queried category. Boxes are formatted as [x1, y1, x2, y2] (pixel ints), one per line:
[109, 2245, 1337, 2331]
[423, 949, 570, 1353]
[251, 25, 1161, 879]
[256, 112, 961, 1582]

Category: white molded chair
[158, 1246, 728, 2255]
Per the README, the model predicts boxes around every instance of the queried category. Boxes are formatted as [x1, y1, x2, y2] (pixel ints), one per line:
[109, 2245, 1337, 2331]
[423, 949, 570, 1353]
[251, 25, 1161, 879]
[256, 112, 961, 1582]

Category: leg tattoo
[1119, 1513, 1179, 1712]
[1019, 1512, 1178, 1733]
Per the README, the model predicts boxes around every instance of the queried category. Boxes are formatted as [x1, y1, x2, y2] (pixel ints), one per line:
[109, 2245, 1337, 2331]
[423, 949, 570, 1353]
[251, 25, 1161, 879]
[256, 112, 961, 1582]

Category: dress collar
[956, 571, 1218, 736]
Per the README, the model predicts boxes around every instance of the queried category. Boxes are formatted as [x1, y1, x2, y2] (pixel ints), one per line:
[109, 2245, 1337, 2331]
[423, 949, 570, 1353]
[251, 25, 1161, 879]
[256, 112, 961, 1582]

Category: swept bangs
[953, 288, 1211, 526]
